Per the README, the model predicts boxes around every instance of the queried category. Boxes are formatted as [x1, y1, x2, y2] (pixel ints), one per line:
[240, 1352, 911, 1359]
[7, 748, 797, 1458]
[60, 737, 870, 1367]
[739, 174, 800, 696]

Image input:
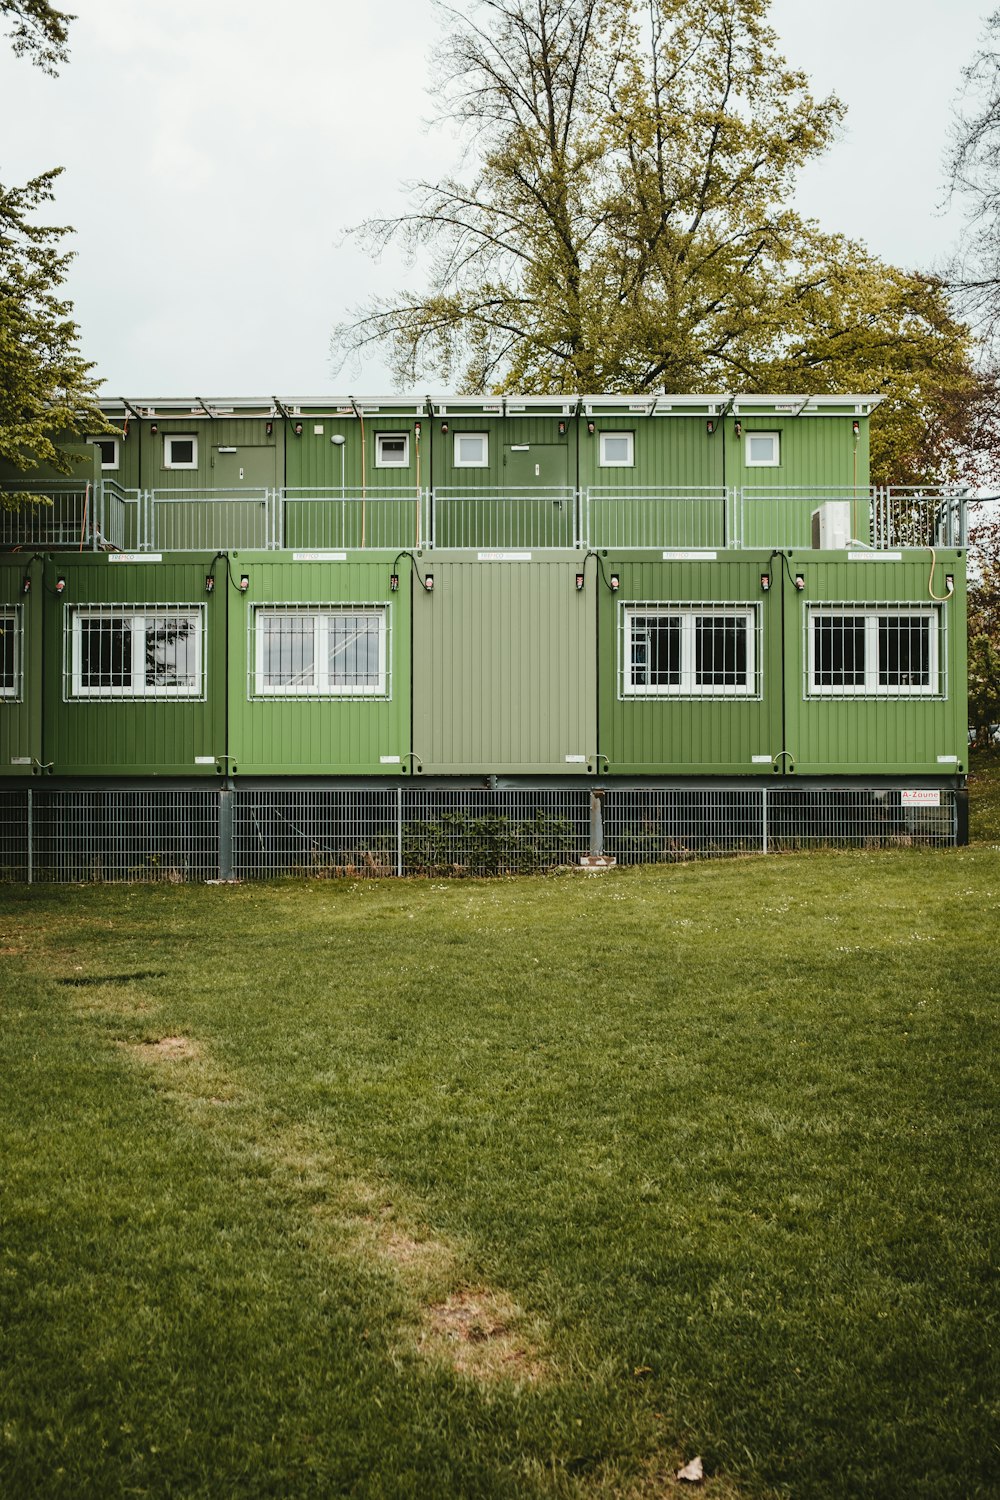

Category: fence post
[589, 787, 605, 856]
[26, 786, 32, 885]
[396, 785, 404, 876]
[218, 784, 234, 881]
[761, 783, 768, 856]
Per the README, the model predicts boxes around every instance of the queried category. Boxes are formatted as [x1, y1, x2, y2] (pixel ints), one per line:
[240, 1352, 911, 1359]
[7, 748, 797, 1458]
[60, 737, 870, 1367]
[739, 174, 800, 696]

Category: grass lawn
[1, 774, 998, 1498]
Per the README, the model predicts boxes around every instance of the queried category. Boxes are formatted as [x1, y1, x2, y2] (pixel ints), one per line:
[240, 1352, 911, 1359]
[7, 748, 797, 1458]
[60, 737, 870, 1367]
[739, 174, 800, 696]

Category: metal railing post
[761, 784, 768, 856]
[26, 786, 32, 885]
[218, 784, 234, 881]
[589, 787, 605, 856]
[396, 785, 403, 876]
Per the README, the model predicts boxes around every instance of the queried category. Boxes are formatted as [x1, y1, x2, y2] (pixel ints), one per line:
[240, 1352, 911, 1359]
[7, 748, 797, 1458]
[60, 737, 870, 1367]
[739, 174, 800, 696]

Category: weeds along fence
[0, 784, 960, 883]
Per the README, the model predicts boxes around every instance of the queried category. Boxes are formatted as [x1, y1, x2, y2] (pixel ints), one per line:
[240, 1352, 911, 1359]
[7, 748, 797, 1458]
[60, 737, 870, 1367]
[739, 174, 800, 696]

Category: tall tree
[947, 7, 1000, 358]
[336, 0, 984, 484]
[0, 170, 108, 481]
[0, 0, 108, 492]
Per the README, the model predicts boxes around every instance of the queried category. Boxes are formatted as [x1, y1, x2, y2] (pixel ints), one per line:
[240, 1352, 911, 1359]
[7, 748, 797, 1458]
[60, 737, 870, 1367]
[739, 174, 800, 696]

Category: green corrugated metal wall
[0, 562, 41, 774]
[0, 548, 968, 780]
[411, 554, 597, 774]
[40, 554, 226, 777]
[227, 552, 410, 775]
[598, 554, 781, 775]
[784, 553, 967, 775]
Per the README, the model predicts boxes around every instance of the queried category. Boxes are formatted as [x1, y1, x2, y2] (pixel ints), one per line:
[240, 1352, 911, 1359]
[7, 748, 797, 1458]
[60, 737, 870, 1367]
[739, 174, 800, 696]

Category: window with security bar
[621, 604, 760, 698]
[0, 606, 22, 700]
[66, 606, 204, 700]
[250, 606, 389, 698]
[806, 605, 943, 697]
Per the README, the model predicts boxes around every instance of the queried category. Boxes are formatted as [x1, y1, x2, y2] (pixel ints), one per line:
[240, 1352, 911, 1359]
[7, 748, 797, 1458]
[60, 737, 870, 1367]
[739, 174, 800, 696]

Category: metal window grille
[247, 605, 391, 700]
[63, 604, 206, 701]
[804, 604, 945, 699]
[620, 603, 762, 699]
[0, 605, 23, 701]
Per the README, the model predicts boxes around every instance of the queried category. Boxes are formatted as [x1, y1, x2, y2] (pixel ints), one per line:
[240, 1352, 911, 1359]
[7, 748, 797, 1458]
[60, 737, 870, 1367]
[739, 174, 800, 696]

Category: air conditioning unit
[811, 501, 852, 550]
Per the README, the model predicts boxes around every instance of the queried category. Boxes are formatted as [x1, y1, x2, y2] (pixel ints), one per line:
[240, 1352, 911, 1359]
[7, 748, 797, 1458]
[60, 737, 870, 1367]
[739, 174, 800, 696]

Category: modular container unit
[429, 398, 579, 550]
[411, 553, 597, 776]
[227, 551, 411, 776]
[597, 551, 782, 775]
[39, 553, 227, 777]
[0, 559, 42, 774]
[782, 550, 968, 777]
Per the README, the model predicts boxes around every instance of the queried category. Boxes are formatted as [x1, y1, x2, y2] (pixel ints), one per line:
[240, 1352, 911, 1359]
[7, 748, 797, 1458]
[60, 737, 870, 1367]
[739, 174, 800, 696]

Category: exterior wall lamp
[609, 573, 620, 592]
[55, 576, 66, 595]
[575, 572, 585, 591]
[760, 573, 771, 592]
[390, 573, 399, 592]
[239, 574, 250, 594]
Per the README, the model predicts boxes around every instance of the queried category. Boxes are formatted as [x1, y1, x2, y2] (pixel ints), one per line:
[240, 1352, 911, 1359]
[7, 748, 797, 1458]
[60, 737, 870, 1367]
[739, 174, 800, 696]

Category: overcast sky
[0, 0, 992, 397]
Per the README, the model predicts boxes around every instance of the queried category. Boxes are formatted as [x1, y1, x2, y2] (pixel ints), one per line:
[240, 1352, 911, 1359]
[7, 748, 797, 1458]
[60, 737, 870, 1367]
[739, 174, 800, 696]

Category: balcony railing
[0, 482, 967, 554]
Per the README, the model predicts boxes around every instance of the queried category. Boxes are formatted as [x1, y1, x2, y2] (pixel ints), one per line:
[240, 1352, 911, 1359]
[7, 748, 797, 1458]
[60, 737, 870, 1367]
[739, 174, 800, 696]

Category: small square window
[600, 431, 634, 467]
[89, 437, 119, 470]
[454, 432, 488, 468]
[164, 434, 198, 470]
[746, 431, 780, 467]
[376, 433, 409, 467]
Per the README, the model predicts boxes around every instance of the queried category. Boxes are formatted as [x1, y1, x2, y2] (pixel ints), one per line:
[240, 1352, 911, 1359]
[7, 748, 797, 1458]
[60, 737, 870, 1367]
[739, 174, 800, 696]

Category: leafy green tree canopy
[336, 0, 983, 484]
[0, 170, 107, 481]
[0, 0, 72, 74]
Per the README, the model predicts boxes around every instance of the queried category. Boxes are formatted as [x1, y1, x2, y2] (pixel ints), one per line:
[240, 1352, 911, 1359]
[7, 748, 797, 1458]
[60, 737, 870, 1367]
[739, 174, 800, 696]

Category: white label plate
[848, 551, 902, 561]
[194, 756, 215, 765]
[477, 551, 532, 562]
[662, 551, 718, 561]
[292, 551, 347, 561]
[936, 755, 959, 764]
[901, 790, 941, 806]
[751, 755, 772, 764]
[110, 553, 161, 563]
[380, 755, 401, 764]
[565, 754, 587, 763]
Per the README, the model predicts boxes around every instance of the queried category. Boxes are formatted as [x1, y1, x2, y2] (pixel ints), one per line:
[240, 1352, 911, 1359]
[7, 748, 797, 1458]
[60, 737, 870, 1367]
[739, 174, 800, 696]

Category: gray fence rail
[0, 784, 958, 883]
[0, 482, 969, 553]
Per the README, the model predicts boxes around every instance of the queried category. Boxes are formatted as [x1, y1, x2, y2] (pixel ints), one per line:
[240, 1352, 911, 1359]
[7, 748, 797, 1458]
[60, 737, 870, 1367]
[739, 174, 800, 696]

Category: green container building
[0, 392, 970, 867]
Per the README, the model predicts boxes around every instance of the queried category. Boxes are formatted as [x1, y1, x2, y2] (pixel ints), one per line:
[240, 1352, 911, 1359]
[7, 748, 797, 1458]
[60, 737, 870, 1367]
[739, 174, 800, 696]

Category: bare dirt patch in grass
[127, 1035, 201, 1063]
[421, 1287, 550, 1384]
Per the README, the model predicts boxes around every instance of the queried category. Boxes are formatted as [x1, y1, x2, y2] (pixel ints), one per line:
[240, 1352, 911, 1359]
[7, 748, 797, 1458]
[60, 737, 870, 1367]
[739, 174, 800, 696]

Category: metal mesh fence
[233, 788, 399, 878]
[0, 791, 28, 879]
[606, 787, 764, 863]
[0, 783, 958, 882]
[26, 789, 219, 882]
[400, 787, 590, 875]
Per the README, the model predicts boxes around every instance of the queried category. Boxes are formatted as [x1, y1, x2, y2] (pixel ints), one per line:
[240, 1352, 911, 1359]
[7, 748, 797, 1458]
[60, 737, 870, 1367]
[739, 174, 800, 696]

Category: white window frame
[163, 433, 198, 470]
[453, 432, 489, 468]
[805, 603, 942, 699]
[66, 605, 205, 701]
[599, 431, 635, 468]
[375, 432, 410, 468]
[0, 605, 23, 701]
[620, 602, 760, 699]
[88, 437, 120, 471]
[250, 605, 389, 700]
[745, 430, 780, 467]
